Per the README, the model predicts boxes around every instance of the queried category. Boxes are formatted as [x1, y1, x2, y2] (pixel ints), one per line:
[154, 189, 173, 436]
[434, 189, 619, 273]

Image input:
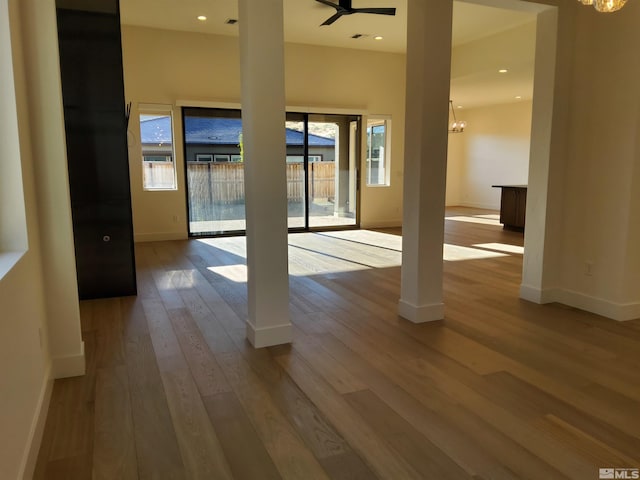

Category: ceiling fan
[315, 0, 396, 26]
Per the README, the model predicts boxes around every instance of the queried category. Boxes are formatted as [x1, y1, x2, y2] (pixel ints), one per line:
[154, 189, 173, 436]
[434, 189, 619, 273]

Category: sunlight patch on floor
[197, 237, 247, 260]
[445, 215, 502, 226]
[319, 230, 402, 251]
[444, 244, 508, 261]
[196, 229, 514, 275]
[474, 243, 524, 255]
[207, 264, 248, 283]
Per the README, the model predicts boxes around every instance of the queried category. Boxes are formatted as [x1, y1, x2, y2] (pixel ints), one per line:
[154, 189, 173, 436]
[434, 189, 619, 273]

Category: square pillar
[398, 0, 453, 323]
[238, 0, 291, 347]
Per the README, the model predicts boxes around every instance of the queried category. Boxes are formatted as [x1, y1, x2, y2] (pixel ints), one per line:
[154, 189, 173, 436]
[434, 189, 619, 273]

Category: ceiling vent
[225, 18, 238, 25]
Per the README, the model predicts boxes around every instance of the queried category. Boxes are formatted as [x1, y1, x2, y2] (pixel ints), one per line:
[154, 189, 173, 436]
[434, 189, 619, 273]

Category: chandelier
[448, 100, 467, 133]
[577, 0, 628, 12]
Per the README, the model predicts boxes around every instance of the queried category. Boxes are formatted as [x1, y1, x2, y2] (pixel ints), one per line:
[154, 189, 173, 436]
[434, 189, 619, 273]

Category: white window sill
[0, 250, 26, 280]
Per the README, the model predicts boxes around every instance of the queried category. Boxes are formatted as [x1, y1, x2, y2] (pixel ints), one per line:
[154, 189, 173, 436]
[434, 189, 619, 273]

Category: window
[214, 154, 230, 163]
[366, 117, 391, 186]
[195, 154, 213, 162]
[139, 108, 176, 190]
[1, 0, 28, 277]
[144, 155, 171, 162]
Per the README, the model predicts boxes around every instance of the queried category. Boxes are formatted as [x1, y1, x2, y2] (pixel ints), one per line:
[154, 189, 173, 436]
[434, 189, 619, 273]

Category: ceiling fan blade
[315, 0, 340, 10]
[321, 11, 344, 25]
[352, 7, 396, 15]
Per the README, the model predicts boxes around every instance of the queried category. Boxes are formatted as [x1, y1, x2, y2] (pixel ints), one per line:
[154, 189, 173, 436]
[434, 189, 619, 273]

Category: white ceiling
[120, 0, 538, 108]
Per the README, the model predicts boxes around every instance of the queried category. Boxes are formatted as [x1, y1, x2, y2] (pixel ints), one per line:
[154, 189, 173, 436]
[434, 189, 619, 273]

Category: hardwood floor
[34, 207, 640, 479]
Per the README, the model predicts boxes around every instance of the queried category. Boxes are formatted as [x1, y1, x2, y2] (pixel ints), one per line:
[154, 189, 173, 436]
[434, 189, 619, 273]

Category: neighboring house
[139, 115, 336, 164]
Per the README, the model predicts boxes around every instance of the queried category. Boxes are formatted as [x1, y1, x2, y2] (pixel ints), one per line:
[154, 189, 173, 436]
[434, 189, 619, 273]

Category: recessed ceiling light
[374, 35, 383, 40]
[457, 105, 463, 109]
[498, 69, 508, 73]
[197, 15, 207, 21]
[515, 95, 522, 99]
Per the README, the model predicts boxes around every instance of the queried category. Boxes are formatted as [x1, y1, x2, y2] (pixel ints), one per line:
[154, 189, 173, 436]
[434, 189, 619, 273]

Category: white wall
[1, 2, 52, 478]
[1, 0, 84, 477]
[447, 101, 533, 208]
[445, 133, 465, 206]
[121, 26, 407, 239]
[552, 1, 640, 317]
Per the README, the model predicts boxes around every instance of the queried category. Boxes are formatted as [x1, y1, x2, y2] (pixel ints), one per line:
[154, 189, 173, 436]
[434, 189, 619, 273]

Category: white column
[20, 0, 85, 377]
[398, 0, 453, 323]
[520, 7, 562, 304]
[238, 0, 291, 347]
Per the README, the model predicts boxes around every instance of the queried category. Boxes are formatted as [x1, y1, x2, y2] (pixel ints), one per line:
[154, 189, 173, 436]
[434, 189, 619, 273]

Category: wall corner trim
[51, 341, 85, 379]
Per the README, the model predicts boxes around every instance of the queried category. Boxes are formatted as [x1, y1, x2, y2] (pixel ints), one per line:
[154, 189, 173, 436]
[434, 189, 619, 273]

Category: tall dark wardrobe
[56, 0, 137, 299]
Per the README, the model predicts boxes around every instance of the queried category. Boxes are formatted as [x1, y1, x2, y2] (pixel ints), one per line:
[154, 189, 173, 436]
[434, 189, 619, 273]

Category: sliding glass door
[183, 108, 246, 236]
[184, 107, 359, 236]
[285, 113, 306, 229]
[307, 114, 359, 228]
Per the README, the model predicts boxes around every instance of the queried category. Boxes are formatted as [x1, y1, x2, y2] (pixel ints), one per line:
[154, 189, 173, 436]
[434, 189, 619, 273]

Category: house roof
[140, 115, 335, 147]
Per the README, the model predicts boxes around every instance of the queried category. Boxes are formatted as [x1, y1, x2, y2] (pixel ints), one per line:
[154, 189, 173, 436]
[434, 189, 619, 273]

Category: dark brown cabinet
[57, 0, 136, 299]
[493, 185, 527, 230]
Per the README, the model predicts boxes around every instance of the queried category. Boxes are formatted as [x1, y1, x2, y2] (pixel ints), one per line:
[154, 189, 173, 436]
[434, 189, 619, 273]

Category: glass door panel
[286, 113, 306, 229]
[184, 108, 246, 236]
[308, 114, 359, 228]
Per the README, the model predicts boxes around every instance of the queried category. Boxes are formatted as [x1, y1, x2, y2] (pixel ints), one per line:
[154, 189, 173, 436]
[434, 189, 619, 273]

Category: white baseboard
[398, 299, 444, 323]
[519, 284, 559, 304]
[553, 289, 640, 322]
[52, 341, 85, 379]
[19, 365, 53, 480]
[360, 219, 402, 229]
[520, 285, 640, 321]
[246, 321, 292, 348]
[134, 231, 187, 243]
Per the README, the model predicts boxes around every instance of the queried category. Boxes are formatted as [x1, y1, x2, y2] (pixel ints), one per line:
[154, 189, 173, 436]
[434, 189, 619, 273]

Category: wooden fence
[143, 161, 336, 221]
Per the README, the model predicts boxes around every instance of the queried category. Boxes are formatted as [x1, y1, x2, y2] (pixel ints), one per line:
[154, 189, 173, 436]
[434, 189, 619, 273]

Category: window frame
[365, 115, 392, 187]
[195, 153, 214, 162]
[1, 0, 29, 278]
[139, 105, 177, 191]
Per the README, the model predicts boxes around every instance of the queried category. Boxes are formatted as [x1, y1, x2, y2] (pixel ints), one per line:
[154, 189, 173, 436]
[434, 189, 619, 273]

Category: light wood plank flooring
[34, 207, 640, 479]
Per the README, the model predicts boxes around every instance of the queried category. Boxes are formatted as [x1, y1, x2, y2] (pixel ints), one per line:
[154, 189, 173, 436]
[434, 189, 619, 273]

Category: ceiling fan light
[593, 0, 627, 11]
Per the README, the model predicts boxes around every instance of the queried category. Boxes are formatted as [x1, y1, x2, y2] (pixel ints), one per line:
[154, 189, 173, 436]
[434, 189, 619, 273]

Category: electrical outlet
[585, 261, 594, 276]
[172, 215, 178, 223]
